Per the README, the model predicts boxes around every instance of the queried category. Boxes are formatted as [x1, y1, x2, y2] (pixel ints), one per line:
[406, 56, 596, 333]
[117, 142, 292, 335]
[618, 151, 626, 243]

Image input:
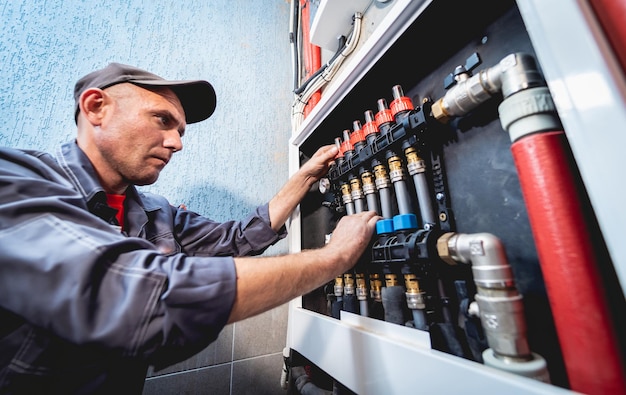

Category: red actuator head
[350, 120, 365, 147]
[363, 110, 379, 139]
[390, 85, 414, 119]
[375, 98, 394, 128]
[340, 129, 354, 155]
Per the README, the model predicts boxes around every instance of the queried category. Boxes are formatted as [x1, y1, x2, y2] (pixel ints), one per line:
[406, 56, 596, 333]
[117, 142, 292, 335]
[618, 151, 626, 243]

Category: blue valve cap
[376, 219, 395, 235]
[393, 213, 418, 232]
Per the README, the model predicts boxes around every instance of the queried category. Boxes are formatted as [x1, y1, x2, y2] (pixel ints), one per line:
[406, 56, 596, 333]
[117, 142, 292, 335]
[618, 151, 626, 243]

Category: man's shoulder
[0, 146, 57, 173]
[0, 145, 49, 157]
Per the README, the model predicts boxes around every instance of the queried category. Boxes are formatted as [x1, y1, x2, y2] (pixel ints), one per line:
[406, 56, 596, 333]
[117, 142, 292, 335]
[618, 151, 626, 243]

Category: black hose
[330, 298, 343, 319]
[342, 294, 359, 314]
[381, 286, 406, 325]
[290, 0, 300, 91]
[293, 35, 346, 95]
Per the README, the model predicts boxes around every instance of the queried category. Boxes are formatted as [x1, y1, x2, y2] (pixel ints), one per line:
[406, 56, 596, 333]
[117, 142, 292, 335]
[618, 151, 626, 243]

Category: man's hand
[298, 144, 338, 187]
[228, 210, 381, 323]
[324, 211, 381, 271]
[268, 144, 339, 231]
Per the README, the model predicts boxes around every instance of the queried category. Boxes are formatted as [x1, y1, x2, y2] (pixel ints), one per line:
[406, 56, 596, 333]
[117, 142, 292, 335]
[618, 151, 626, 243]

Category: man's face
[95, 83, 187, 188]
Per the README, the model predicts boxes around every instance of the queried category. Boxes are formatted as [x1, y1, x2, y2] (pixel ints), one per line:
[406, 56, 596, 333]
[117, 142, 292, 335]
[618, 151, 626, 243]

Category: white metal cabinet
[286, 0, 625, 393]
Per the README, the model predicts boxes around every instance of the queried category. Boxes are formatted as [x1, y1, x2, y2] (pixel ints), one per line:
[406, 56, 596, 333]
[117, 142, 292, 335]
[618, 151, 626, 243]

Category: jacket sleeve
[170, 200, 288, 257]
[0, 148, 236, 363]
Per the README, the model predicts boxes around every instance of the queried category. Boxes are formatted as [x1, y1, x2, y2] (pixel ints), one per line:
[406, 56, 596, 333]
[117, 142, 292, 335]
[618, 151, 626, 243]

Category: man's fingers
[356, 210, 381, 222]
[320, 145, 338, 162]
[368, 213, 382, 226]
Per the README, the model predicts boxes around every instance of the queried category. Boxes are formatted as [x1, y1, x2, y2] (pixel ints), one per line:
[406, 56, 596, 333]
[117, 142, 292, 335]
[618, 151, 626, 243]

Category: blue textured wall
[1, 1, 293, 393]
[1, 0, 292, 226]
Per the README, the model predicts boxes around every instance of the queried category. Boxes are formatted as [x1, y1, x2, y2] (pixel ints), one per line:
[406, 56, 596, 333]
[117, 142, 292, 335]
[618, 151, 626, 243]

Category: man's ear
[79, 88, 108, 125]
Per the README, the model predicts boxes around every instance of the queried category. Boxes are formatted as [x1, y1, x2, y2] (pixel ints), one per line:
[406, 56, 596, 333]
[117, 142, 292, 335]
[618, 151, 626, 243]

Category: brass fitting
[369, 273, 382, 302]
[356, 272, 368, 301]
[334, 276, 344, 297]
[404, 273, 426, 310]
[404, 146, 426, 175]
[437, 232, 458, 266]
[349, 176, 364, 201]
[384, 273, 399, 287]
[360, 169, 376, 195]
[387, 154, 406, 183]
[340, 182, 353, 205]
[343, 272, 355, 295]
[431, 98, 451, 124]
[373, 163, 391, 190]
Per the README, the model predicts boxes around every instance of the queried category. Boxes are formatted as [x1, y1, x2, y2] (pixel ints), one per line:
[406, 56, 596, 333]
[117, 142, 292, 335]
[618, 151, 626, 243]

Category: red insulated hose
[511, 130, 626, 395]
[306, 44, 321, 116]
[300, 0, 321, 117]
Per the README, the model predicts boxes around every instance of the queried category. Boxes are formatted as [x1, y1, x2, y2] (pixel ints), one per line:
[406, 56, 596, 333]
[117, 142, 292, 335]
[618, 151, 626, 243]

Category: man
[0, 63, 379, 394]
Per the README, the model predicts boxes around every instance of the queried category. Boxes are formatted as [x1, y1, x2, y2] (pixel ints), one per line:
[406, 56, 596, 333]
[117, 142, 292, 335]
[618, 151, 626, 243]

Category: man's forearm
[227, 248, 343, 323]
[267, 170, 313, 232]
[267, 145, 338, 232]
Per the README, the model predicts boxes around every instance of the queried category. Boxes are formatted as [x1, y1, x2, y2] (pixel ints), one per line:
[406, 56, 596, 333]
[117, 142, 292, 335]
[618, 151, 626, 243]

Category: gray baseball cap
[73, 62, 216, 124]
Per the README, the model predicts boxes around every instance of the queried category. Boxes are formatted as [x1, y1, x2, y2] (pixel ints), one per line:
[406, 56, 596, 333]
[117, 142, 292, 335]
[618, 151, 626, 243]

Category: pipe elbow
[440, 232, 530, 358]
[462, 232, 506, 266]
[437, 232, 514, 290]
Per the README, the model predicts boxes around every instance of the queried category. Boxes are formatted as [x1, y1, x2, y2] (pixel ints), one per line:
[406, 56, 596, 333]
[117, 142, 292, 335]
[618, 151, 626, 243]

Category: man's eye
[159, 115, 169, 124]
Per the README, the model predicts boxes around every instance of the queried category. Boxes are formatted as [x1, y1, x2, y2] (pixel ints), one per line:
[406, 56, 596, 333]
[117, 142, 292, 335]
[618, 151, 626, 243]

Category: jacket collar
[56, 141, 105, 203]
[55, 141, 150, 230]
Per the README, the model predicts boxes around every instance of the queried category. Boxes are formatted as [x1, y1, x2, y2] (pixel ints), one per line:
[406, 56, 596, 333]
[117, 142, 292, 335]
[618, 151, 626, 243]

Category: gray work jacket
[0, 141, 285, 394]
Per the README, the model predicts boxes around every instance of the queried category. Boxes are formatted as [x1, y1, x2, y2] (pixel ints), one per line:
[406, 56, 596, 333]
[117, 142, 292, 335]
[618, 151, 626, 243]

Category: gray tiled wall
[144, 303, 289, 394]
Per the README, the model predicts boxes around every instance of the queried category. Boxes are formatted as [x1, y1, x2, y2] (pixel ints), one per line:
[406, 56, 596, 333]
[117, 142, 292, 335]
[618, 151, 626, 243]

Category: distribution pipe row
[329, 86, 491, 358]
[329, 85, 461, 340]
[324, 77, 557, 382]
[330, 86, 438, 225]
[331, 86, 440, 324]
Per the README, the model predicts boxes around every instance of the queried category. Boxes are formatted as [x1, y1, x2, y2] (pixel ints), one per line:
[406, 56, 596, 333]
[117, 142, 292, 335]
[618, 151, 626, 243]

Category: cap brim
[132, 79, 216, 124]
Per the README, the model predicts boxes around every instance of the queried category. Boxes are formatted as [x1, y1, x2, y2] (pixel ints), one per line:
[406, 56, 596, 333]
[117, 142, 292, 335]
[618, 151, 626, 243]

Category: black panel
[298, 0, 571, 387]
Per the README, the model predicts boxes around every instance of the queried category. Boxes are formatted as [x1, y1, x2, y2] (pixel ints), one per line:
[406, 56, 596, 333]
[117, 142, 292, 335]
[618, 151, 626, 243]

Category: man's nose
[164, 129, 183, 152]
